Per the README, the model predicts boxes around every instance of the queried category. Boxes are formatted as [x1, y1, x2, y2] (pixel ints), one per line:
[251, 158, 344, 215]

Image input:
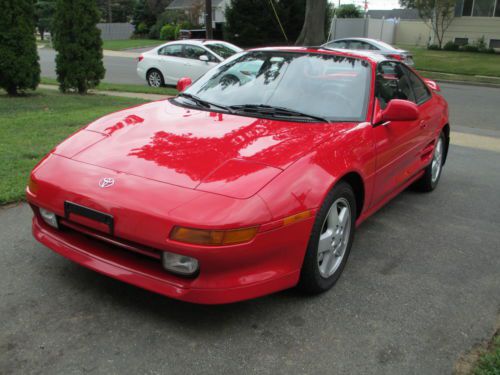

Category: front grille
[59, 218, 163, 262]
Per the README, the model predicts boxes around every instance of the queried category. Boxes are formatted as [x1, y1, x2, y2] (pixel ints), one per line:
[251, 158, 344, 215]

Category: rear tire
[298, 182, 356, 294]
[147, 69, 164, 87]
[415, 131, 445, 192]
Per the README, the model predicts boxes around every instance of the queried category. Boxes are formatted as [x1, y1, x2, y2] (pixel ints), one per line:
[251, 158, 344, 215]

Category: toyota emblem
[98, 177, 115, 188]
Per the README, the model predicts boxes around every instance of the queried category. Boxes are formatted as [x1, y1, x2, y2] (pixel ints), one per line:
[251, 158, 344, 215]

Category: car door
[157, 44, 186, 83]
[181, 45, 219, 81]
[370, 61, 425, 206]
[400, 65, 437, 145]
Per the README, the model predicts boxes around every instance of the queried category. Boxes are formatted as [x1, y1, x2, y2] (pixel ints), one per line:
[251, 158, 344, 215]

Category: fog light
[162, 252, 199, 276]
[39, 208, 58, 229]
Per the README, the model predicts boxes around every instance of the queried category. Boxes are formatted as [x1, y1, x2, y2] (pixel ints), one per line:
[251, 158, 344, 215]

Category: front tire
[147, 69, 164, 88]
[415, 131, 445, 192]
[298, 182, 356, 294]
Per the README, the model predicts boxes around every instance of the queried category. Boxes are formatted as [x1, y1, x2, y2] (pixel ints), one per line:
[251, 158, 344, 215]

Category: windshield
[179, 51, 371, 122]
[204, 43, 241, 59]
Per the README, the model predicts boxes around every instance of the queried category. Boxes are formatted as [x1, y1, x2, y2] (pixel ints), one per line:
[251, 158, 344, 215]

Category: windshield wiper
[229, 104, 331, 123]
[177, 93, 233, 113]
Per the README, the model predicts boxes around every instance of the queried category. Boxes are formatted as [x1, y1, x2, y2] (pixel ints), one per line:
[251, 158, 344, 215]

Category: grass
[0, 89, 147, 205]
[399, 45, 500, 77]
[472, 332, 500, 375]
[102, 39, 163, 51]
[40, 77, 178, 96]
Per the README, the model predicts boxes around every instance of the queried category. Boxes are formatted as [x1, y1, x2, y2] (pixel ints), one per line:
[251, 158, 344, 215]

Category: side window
[158, 45, 184, 57]
[401, 66, 432, 104]
[349, 41, 377, 50]
[183, 45, 217, 62]
[329, 41, 349, 49]
[375, 62, 416, 109]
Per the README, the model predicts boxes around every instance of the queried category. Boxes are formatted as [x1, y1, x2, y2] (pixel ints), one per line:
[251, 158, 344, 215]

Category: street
[1, 51, 499, 374]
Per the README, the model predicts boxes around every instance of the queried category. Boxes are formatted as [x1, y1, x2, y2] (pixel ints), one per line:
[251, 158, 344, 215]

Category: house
[448, 0, 500, 48]
[166, 0, 231, 26]
[370, 3, 500, 48]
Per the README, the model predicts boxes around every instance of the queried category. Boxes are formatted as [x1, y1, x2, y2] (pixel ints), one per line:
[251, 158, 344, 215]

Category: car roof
[154, 39, 229, 49]
[248, 46, 387, 64]
[325, 38, 400, 51]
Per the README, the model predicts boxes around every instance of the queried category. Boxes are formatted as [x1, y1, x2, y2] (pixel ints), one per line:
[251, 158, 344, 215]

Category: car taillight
[137, 55, 144, 62]
[389, 54, 404, 61]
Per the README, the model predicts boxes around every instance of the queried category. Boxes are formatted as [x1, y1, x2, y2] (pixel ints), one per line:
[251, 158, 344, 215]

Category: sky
[331, 0, 402, 10]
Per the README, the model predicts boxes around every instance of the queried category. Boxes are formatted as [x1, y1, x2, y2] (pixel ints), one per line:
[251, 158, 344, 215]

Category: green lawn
[40, 77, 178, 96]
[473, 332, 500, 375]
[102, 39, 163, 51]
[400, 45, 500, 77]
[0, 89, 147, 205]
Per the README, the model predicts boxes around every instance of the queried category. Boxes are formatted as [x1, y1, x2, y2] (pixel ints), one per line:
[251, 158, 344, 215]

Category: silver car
[322, 38, 414, 66]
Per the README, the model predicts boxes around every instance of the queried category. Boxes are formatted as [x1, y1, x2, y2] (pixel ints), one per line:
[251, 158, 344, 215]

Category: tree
[225, 0, 306, 47]
[335, 4, 363, 18]
[400, 0, 456, 48]
[35, 0, 56, 40]
[52, 0, 105, 93]
[0, 0, 40, 95]
[132, 0, 156, 33]
[295, 0, 327, 45]
[97, 0, 136, 23]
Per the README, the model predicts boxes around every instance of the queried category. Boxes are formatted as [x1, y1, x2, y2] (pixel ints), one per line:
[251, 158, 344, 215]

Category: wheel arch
[336, 171, 365, 219]
[442, 123, 450, 165]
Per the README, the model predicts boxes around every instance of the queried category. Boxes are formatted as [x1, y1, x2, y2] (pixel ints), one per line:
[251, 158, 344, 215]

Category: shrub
[52, 0, 105, 94]
[427, 44, 441, 50]
[135, 22, 149, 35]
[476, 35, 488, 52]
[160, 24, 179, 40]
[443, 41, 459, 51]
[0, 0, 40, 95]
[148, 23, 161, 39]
[461, 44, 479, 52]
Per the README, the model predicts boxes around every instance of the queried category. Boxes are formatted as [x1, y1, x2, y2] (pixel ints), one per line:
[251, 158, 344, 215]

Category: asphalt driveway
[1, 81, 500, 374]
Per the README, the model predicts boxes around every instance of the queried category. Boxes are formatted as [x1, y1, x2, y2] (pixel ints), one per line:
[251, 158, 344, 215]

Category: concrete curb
[38, 84, 171, 101]
[434, 78, 500, 89]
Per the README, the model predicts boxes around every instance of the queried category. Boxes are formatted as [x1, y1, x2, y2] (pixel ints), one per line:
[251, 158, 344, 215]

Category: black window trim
[375, 61, 432, 109]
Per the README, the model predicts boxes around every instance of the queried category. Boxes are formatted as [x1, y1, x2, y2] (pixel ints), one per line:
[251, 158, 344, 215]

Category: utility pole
[205, 0, 213, 39]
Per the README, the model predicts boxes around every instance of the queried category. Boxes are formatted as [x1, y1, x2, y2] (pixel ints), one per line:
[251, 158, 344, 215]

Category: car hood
[53, 100, 352, 197]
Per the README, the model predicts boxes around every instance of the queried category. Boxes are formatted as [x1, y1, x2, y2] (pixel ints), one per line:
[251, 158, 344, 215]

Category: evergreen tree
[52, 0, 105, 94]
[35, 0, 57, 40]
[0, 0, 41, 95]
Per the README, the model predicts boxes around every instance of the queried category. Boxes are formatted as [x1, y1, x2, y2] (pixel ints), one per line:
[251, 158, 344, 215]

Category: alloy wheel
[317, 197, 351, 278]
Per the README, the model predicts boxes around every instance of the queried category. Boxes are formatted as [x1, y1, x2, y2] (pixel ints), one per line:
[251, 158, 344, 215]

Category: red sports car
[27, 47, 449, 304]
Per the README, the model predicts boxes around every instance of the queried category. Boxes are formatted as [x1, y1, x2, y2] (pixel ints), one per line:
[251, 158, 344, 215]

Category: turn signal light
[170, 226, 258, 246]
[28, 177, 38, 194]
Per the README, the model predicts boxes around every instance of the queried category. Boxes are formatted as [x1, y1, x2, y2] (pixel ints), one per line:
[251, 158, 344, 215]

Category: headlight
[170, 226, 258, 246]
[39, 208, 58, 229]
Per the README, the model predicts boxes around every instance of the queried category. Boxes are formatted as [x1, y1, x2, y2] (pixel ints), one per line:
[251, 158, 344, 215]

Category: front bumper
[32, 211, 313, 304]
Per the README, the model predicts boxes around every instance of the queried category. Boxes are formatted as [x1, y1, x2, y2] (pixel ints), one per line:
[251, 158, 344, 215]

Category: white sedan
[137, 40, 242, 87]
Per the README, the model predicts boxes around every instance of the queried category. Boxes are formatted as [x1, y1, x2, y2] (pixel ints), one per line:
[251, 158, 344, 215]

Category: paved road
[39, 48, 145, 86]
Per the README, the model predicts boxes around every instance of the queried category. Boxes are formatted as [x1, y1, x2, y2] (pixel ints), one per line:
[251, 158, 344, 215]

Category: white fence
[97, 23, 134, 40]
[327, 16, 397, 44]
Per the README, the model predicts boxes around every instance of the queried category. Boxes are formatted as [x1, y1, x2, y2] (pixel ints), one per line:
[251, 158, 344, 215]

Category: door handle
[419, 120, 428, 129]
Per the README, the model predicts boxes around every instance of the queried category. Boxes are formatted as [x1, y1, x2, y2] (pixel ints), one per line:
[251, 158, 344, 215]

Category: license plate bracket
[64, 201, 114, 235]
